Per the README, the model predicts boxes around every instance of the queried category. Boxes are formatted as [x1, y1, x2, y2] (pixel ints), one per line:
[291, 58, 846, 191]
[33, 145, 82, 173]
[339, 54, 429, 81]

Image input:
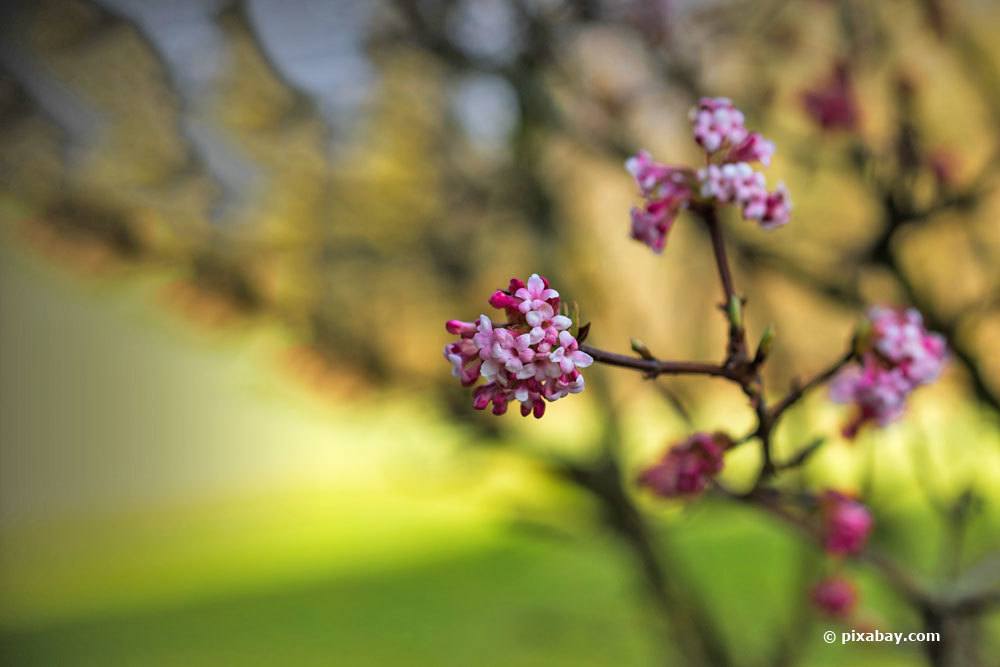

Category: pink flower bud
[811, 576, 858, 618]
[821, 491, 873, 556]
[488, 290, 519, 311]
[725, 132, 775, 166]
[630, 200, 677, 253]
[760, 184, 792, 229]
[446, 319, 478, 336]
[472, 384, 495, 410]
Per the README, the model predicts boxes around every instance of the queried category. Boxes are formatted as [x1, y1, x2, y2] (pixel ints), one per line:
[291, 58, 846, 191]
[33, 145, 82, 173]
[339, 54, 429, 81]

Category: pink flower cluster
[811, 576, 858, 618]
[690, 97, 775, 165]
[830, 307, 947, 438]
[444, 274, 592, 418]
[625, 151, 693, 253]
[691, 97, 746, 152]
[821, 490, 873, 556]
[637, 432, 730, 498]
[697, 164, 792, 229]
[626, 98, 789, 252]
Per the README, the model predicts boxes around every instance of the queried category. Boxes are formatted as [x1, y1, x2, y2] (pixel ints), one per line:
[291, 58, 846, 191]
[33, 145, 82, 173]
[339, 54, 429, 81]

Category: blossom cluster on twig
[444, 274, 592, 418]
[443, 96, 948, 625]
[626, 97, 790, 254]
[830, 307, 947, 438]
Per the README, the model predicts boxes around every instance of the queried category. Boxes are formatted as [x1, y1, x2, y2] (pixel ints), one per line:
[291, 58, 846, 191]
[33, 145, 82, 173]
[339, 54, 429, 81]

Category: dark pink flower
[759, 184, 792, 229]
[444, 323, 484, 387]
[630, 198, 678, 253]
[821, 491, 873, 556]
[638, 432, 730, 498]
[811, 576, 858, 618]
[801, 63, 859, 131]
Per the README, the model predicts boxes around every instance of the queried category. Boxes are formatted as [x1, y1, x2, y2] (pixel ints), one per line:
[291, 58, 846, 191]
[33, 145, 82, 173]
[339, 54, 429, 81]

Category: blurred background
[0, 0, 999, 665]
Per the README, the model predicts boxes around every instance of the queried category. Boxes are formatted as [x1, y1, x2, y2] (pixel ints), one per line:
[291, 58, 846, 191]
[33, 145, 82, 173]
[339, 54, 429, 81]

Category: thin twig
[769, 349, 856, 422]
[697, 204, 749, 363]
[581, 344, 732, 379]
[774, 437, 826, 471]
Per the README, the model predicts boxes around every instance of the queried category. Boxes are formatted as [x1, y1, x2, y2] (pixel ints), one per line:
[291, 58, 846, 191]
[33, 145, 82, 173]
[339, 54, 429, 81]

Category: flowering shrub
[444, 97, 948, 625]
[444, 274, 592, 418]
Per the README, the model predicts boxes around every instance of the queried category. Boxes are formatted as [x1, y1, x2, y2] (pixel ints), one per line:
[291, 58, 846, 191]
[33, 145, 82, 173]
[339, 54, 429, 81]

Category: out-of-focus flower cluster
[444, 274, 592, 418]
[626, 97, 790, 253]
[811, 576, 858, 618]
[637, 432, 730, 498]
[810, 490, 872, 618]
[821, 490, 874, 556]
[801, 62, 860, 132]
[830, 307, 947, 438]
[690, 98, 776, 165]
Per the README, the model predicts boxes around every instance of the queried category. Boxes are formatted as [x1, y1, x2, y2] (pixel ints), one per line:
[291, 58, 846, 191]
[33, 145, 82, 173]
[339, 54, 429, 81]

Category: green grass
[1, 534, 658, 667]
[1, 510, 956, 667]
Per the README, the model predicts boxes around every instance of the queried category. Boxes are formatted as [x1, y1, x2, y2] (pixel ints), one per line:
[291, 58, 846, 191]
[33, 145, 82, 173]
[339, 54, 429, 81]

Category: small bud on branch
[753, 324, 775, 366]
[630, 338, 655, 360]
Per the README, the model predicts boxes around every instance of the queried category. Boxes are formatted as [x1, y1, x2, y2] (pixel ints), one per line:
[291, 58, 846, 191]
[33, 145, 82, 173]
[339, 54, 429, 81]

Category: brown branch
[581, 344, 732, 379]
[769, 349, 856, 422]
[701, 205, 737, 305]
[695, 204, 749, 363]
[774, 437, 826, 471]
